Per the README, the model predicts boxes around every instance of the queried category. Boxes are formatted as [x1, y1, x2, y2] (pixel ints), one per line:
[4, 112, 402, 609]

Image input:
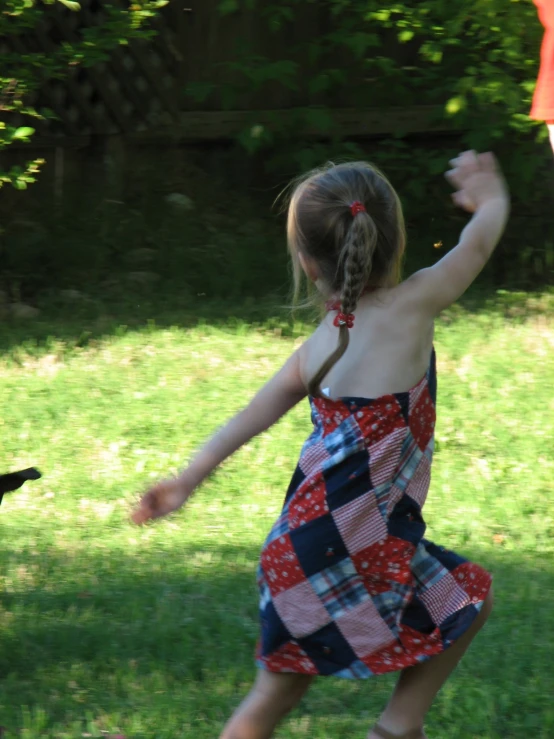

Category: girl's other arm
[132, 346, 307, 523]
[404, 151, 510, 315]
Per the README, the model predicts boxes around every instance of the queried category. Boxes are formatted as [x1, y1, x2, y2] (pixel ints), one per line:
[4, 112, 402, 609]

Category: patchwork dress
[256, 350, 492, 678]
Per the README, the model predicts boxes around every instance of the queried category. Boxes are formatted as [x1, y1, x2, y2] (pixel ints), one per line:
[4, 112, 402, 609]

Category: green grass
[1, 289, 554, 739]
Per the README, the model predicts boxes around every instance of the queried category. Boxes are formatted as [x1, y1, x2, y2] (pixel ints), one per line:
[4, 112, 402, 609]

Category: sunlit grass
[1, 290, 553, 738]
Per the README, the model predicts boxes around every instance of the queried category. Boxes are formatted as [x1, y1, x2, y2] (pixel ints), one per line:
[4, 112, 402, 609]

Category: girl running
[133, 150, 508, 739]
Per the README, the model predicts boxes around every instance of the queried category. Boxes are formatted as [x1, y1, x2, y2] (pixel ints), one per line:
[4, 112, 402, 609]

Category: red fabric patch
[409, 386, 435, 450]
[260, 534, 306, 596]
[451, 562, 493, 604]
[362, 625, 443, 674]
[288, 478, 329, 530]
[312, 398, 352, 435]
[260, 640, 319, 675]
[351, 537, 416, 593]
[356, 398, 406, 445]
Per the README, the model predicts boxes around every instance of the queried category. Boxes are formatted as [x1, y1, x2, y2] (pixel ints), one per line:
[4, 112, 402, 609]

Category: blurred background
[1, 0, 553, 313]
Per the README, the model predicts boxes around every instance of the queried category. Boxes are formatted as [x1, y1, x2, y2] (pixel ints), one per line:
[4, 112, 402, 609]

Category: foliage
[0, 0, 165, 189]
[190, 0, 544, 157]
[1, 291, 554, 736]
[184, 0, 551, 284]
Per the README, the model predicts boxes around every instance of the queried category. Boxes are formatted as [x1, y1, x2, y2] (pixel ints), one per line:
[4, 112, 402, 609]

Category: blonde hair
[286, 161, 406, 397]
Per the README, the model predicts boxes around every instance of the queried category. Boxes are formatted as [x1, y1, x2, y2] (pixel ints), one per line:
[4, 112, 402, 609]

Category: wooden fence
[2, 0, 459, 148]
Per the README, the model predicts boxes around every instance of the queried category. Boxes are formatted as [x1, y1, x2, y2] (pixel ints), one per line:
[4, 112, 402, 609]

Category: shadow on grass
[1, 282, 553, 358]
[1, 540, 553, 735]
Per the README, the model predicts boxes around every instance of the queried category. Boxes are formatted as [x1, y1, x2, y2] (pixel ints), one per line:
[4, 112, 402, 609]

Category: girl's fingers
[451, 190, 475, 212]
[445, 168, 463, 188]
[478, 151, 497, 172]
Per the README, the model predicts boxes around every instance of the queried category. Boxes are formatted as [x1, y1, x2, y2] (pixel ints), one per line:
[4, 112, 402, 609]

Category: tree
[0, 0, 165, 189]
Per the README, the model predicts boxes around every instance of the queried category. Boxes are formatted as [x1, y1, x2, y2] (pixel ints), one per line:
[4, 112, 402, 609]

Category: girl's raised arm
[132, 344, 308, 523]
[403, 151, 510, 316]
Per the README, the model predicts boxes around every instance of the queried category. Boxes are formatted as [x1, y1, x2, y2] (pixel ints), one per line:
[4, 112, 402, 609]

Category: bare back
[300, 282, 434, 400]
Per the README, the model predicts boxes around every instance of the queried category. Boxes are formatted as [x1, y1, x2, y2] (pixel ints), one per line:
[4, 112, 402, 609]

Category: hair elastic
[350, 201, 366, 217]
[333, 311, 355, 329]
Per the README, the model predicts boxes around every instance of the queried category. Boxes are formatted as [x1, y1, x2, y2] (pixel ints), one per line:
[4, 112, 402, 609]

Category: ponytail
[308, 209, 378, 397]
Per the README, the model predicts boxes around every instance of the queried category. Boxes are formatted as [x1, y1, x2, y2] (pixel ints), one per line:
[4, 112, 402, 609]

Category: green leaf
[12, 126, 35, 140]
[57, 0, 81, 10]
[445, 96, 466, 116]
[398, 30, 414, 43]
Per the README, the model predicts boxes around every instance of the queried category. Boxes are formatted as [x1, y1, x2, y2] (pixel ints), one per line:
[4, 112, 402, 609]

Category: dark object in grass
[0, 467, 41, 505]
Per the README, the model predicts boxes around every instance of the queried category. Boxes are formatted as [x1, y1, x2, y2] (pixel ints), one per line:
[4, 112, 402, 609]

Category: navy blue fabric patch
[260, 601, 292, 654]
[400, 594, 436, 635]
[440, 603, 479, 644]
[285, 465, 306, 503]
[428, 350, 437, 405]
[395, 391, 410, 425]
[290, 513, 348, 577]
[297, 621, 359, 676]
[388, 494, 426, 544]
[324, 449, 371, 510]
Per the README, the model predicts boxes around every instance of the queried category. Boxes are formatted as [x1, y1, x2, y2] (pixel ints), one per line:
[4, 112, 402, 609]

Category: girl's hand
[445, 150, 508, 213]
[132, 475, 194, 524]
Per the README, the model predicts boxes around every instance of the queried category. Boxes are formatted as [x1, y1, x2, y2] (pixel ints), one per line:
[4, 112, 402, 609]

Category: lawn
[1, 290, 553, 739]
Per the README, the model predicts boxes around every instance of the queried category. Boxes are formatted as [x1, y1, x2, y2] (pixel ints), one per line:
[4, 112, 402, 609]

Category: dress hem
[255, 578, 493, 680]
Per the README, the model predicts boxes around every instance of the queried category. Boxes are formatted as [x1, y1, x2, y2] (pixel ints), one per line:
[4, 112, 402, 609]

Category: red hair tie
[350, 201, 366, 217]
[333, 311, 355, 329]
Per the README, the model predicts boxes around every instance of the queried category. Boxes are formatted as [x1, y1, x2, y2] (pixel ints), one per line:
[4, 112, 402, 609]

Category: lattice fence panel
[3, 0, 183, 137]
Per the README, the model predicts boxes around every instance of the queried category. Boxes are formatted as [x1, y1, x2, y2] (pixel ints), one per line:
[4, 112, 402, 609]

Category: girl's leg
[220, 670, 314, 739]
[369, 587, 494, 739]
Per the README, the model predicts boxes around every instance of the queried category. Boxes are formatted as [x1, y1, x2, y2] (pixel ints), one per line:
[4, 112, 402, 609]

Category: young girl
[133, 150, 508, 739]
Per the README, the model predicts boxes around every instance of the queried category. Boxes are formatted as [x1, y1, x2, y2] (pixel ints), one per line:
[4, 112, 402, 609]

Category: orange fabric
[531, 0, 554, 121]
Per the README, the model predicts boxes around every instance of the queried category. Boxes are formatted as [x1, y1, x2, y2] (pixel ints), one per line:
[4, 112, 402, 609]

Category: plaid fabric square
[372, 589, 406, 634]
[336, 598, 396, 658]
[273, 580, 332, 638]
[334, 659, 374, 679]
[309, 557, 370, 619]
[411, 543, 450, 591]
[404, 450, 431, 508]
[368, 427, 405, 486]
[373, 481, 392, 518]
[323, 415, 364, 461]
[260, 533, 306, 596]
[332, 491, 387, 555]
[288, 478, 329, 530]
[259, 578, 272, 612]
[392, 434, 424, 494]
[419, 572, 471, 626]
